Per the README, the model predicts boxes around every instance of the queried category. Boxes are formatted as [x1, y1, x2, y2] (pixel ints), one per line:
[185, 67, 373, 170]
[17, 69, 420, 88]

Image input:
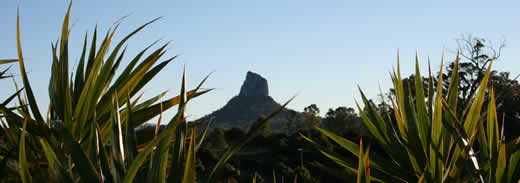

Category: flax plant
[304, 52, 520, 182]
[1, 3, 289, 183]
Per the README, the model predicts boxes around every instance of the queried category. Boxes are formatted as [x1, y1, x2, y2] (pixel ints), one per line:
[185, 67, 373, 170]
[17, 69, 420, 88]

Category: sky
[1, 0, 519, 121]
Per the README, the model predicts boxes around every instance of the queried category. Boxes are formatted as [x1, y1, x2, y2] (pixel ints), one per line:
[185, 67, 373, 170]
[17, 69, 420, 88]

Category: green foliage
[196, 127, 340, 182]
[207, 98, 293, 182]
[303, 104, 321, 129]
[304, 52, 520, 182]
[323, 107, 366, 137]
[0, 3, 290, 183]
[356, 140, 370, 183]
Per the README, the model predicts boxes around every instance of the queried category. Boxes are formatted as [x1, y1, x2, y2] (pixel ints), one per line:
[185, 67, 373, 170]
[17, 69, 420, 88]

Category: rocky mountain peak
[196, 71, 301, 130]
[239, 71, 269, 97]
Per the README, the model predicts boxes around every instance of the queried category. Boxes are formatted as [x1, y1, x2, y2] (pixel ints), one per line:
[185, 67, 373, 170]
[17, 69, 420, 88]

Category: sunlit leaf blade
[427, 61, 434, 121]
[311, 128, 407, 180]
[355, 102, 387, 146]
[133, 91, 168, 111]
[357, 88, 389, 145]
[463, 59, 493, 137]
[130, 56, 176, 96]
[272, 170, 277, 183]
[357, 140, 370, 183]
[392, 57, 424, 171]
[98, 44, 168, 111]
[487, 87, 499, 176]
[430, 55, 444, 182]
[358, 93, 415, 178]
[300, 132, 357, 170]
[122, 116, 181, 183]
[73, 27, 118, 136]
[496, 144, 506, 183]
[0, 59, 18, 64]
[182, 130, 196, 183]
[442, 52, 460, 161]
[60, 3, 73, 126]
[168, 69, 188, 183]
[19, 117, 32, 183]
[108, 40, 159, 98]
[446, 53, 459, 114]
[16, 9, 44, 123]
[317, 128, 360, 157]
[393, 54, 410, 141]
[131, 89, 211, 127]
[96, 125, 115, 183]
[414, 55, 430, 152]
[110, 94, 125, 182]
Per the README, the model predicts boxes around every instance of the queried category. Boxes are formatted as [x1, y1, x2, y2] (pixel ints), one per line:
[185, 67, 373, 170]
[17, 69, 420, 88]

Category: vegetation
[1, 2, 519, 183]
[304, 53, 520, 182]
[304, 104, 321, 129]
[0, 4, 289, 183]
[394, 36, 520, 141]
[323, 106, 367, 137]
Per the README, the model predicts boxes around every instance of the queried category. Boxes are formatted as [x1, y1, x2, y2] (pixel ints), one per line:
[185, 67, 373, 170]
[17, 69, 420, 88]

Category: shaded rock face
[196, 71, 303, 131]
[239, 71, 268, 97]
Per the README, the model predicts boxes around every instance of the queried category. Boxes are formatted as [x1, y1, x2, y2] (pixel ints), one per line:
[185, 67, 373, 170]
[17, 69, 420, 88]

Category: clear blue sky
[1, 0, 519, 121]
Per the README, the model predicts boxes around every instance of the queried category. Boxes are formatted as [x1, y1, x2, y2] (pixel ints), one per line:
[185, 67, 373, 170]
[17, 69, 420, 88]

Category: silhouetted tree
[444, 35, 505, 109]
[489, 72, 520, 141]
[324, 107, 365, 136]
[443, 35, 520, 140]
[304, 104, 321, 129]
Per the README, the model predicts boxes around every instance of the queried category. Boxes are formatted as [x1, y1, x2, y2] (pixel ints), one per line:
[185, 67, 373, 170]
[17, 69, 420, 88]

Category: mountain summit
[197, 71, 300, 130]
[239, 71, 269, 97]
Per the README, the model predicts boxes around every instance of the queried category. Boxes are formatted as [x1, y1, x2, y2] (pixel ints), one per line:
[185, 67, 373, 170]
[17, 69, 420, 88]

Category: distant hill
[196, 71, 303, 131]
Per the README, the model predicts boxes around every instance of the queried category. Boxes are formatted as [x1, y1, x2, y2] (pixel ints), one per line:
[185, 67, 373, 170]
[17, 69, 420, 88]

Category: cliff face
[197, 71, 301, 130]
[239, 71, 269, 97]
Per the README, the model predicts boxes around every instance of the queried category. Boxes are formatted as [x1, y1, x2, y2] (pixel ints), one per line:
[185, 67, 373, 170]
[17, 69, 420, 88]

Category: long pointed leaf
[19, 117, 32, 183]
[16, 9, 44, 123]
[182, 130, 196, 183]
[125, 94, 138, 167]
[0, 59, 19, 64]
